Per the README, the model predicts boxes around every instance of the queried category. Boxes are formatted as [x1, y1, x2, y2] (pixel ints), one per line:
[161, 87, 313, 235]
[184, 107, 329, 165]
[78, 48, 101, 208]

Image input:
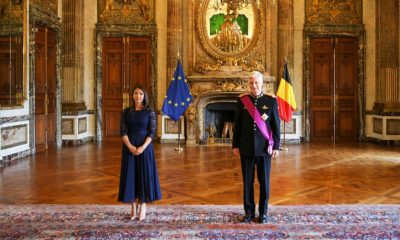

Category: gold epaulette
[264, 93, 277, 98]
[239, 92, 250, 98]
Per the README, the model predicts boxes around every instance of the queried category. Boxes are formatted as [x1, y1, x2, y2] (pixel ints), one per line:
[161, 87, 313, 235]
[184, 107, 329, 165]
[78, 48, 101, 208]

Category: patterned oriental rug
[0, 204, 399, 239]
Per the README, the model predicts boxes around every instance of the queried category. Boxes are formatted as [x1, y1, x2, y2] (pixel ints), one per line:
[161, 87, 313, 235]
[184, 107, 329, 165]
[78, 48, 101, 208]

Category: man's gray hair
[249, 71, 264, 82]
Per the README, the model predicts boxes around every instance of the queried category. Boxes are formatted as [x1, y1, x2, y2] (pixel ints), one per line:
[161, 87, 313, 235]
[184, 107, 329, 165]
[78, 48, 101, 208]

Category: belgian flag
[277, 63, 297, 123]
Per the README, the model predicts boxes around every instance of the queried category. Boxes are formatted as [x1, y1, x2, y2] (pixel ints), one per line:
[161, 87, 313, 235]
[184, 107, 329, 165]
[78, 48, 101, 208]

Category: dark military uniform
[232, 92, 280, 219]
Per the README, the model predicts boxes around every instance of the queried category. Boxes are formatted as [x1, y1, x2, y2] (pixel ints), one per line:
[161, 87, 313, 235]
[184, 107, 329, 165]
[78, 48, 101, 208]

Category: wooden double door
[102, 37, 151, 138]
[35, 26, 57, 152]
[310, 37, 359, 142]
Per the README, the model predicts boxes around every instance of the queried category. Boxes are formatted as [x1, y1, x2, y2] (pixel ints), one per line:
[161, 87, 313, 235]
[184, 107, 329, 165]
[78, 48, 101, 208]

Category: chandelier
[212, 0, 251, 11]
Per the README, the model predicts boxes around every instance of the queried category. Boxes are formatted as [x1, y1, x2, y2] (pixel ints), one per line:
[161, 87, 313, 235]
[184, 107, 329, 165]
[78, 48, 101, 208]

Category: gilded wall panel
[30, 0, 58, 15]
[374, 0, 400, 109]
[306, 0, 362, 24]
[0, 0, 23, 23]
[98, 0, 154, 23]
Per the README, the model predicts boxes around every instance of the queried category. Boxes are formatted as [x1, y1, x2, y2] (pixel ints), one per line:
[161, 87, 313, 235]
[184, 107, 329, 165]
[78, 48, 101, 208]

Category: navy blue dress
[118, 108, 162, 203]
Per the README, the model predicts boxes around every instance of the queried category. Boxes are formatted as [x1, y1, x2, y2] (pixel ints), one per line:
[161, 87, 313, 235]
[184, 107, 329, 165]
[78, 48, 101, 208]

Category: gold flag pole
[174, 52, 183, 152]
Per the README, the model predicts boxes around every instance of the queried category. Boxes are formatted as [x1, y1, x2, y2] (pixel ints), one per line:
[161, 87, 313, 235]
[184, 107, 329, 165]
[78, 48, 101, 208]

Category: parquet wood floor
[1, 139, 399, 205]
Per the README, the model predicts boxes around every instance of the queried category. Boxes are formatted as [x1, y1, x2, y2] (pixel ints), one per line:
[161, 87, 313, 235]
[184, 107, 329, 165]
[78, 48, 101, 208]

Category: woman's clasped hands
[128, 145, 145, 156]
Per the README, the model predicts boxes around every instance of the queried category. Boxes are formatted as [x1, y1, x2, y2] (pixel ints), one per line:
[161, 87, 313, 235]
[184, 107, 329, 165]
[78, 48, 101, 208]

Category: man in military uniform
[233, 71, 280, 223]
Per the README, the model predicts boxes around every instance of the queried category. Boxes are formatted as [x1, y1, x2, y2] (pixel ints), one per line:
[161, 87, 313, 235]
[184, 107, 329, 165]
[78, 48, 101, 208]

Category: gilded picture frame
[196, 0, 264, 61]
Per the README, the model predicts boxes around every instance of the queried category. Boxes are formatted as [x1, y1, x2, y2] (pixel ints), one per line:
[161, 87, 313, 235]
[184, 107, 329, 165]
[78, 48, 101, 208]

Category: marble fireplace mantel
[185, 73, 275, 144]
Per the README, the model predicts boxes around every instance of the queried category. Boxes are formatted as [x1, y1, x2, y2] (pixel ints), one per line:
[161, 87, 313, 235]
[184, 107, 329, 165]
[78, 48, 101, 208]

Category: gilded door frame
[303, 24, 366, 142]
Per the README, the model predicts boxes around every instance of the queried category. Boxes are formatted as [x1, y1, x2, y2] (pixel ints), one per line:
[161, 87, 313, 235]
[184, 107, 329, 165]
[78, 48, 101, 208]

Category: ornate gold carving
[216, 80, 247, 92]
[136, 0, 150, 21]
[196, 0, 264, 64]
[239, 59, 265, 72]
[306, 0, 361, 24]
[31, 0, 58, 14]
[194, 60, 222, 74]
[210, 17, 250, 53]
[98, 0, 152, 23]
[0, 0, 23, 22]
[101, 0, 115, 17]
[186, 105, 197, 123]
[194, 58, 264, 74]
[190, 83, 215, 96]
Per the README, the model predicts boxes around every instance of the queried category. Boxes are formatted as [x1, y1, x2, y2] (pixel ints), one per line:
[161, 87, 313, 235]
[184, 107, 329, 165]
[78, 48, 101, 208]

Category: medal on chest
[261, 113, 269, 121]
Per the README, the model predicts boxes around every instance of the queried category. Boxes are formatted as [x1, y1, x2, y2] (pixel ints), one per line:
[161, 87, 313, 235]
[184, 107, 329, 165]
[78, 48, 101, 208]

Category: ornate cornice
[98, 0, 154, 24]
[304, 23, 365, 36]
[30, 0, 58, 16]
[30, 4, 61, 29]
[95, 22, 157, 35]
[187, 74, 274, 96]
[305, 0, 362, 25]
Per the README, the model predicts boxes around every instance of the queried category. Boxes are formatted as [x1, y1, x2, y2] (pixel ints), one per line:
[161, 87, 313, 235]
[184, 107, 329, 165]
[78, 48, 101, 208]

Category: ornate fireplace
[185, 0, 275, 144]
[186, 73, 275, 144]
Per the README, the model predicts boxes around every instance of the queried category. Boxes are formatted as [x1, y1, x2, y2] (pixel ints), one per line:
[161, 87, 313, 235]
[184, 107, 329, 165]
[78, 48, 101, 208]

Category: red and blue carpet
[0, 204, 399, 239]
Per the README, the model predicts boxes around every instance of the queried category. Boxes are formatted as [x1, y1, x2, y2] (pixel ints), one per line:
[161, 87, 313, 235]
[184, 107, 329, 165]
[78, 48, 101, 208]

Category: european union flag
[162, 60, 193, 121]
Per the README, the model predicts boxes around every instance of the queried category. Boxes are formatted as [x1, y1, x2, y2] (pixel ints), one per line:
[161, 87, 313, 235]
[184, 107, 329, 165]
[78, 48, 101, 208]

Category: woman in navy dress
[118, 86, 162, 221]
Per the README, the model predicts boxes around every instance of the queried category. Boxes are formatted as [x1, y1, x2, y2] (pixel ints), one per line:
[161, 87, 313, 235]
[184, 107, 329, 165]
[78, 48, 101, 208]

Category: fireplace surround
[186, 73, 275, 144]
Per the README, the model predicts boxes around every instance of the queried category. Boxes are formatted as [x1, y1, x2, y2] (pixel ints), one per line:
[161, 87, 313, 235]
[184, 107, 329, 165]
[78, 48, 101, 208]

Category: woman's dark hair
[133, 85, 150, 109]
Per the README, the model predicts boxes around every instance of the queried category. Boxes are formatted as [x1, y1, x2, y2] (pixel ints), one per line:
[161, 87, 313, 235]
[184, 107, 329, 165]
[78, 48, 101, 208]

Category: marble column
[373, 0, 400, 112]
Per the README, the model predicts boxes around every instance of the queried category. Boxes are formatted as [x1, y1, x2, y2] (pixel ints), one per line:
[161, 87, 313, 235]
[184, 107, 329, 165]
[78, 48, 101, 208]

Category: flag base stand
[175, 117, 184, 153]
[279, 122, 289, 152]
[174, 147, 183, 152]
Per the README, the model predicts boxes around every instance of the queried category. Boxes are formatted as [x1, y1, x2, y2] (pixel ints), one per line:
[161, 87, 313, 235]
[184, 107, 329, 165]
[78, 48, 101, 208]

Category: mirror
[0, 0, 24, 107]
[197, 0, 263, 61]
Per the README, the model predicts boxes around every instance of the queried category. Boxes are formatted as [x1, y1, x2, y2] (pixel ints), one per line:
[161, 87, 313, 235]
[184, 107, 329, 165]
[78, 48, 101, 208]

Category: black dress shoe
[239, 214, 255, 223]
[258, 214, 268, 224]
